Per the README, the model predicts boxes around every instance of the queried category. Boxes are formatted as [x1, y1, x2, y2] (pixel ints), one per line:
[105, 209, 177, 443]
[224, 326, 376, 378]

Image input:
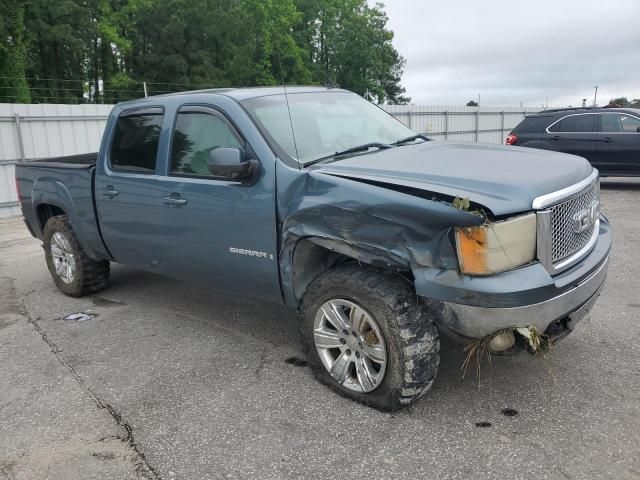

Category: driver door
[156, 105, 282, 303]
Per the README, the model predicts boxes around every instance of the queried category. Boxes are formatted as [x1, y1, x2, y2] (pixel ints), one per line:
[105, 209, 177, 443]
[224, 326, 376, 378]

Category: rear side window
[601, 114, 622, 132]
[512, 115, 554, 133]
[548, 114, 596, 133]
[620, 115, 640, 132]
[110, 111, 163, 173]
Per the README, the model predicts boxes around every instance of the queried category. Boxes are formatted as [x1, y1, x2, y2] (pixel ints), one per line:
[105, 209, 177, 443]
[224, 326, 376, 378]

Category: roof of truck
[164, 85, 348, 101]
[114, 86, 351, 109]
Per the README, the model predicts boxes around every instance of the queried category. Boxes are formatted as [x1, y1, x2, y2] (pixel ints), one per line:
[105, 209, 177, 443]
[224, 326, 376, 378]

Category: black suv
[506, 107, 640, 176]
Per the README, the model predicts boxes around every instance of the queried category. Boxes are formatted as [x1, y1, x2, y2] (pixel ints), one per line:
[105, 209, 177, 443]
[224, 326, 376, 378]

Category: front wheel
[43, 215, 110, 297]
[300, 265, 440, 411]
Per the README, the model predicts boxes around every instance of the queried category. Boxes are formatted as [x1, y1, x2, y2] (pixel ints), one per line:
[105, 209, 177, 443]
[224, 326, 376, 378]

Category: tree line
[0, 0, 409, 105]
[607, 97, 640, 108]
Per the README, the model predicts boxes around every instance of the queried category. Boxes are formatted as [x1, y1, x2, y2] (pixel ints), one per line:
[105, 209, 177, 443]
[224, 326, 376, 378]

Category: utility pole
[593, 85, 598, 106]
[143, 81, 148, 98]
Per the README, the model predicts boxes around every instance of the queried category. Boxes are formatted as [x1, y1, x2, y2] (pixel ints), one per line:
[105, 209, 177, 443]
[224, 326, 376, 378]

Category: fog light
[489, 331, 516, 352]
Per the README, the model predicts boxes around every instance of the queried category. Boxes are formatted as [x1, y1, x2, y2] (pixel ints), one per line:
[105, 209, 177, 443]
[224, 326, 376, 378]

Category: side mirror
[207, 146, 258, 180]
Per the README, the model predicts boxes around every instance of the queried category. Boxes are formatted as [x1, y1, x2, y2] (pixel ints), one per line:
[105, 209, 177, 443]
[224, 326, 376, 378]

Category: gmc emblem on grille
[572, 201, 600, 234]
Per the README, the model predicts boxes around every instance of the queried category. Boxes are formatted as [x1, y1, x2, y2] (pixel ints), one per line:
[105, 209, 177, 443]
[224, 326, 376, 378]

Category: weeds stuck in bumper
[462, 326, 552, 382]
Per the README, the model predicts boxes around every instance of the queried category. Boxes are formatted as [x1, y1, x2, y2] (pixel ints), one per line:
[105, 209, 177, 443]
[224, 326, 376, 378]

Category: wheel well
[292, 240, 344, 302]
[291, 238, 412, 303]
[36, 204, 65, 231]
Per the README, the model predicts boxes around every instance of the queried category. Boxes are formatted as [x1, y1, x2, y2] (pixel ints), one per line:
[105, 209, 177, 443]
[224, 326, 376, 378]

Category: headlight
[454, 213, 537, 275]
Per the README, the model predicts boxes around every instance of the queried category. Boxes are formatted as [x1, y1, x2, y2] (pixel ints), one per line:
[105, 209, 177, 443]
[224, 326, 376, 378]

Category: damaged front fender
[276, 163, 484, 307]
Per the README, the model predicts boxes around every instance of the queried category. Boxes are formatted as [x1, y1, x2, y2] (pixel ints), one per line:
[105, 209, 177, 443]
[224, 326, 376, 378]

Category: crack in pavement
[17, 300, 162, 480]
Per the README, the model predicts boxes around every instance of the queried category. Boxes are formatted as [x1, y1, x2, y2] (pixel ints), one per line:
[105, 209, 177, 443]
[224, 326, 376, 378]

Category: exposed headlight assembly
[454, 213, 537, 275]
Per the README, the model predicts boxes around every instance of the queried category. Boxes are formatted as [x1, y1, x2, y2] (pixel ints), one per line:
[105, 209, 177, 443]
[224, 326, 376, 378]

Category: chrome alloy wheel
[50, 232, 76, 284]
[313, 299, 387, 393]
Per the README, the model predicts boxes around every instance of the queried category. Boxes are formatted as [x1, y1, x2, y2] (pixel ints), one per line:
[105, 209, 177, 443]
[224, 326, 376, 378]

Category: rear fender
[31, 175, 110, 260]
[32, 178, 77, 232]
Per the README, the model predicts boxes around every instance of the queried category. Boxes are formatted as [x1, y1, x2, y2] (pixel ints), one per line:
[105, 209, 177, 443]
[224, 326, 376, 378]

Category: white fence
[0, 102, 540, 217]
[385, 105, 540, 144]
[0, 104, 112, 217]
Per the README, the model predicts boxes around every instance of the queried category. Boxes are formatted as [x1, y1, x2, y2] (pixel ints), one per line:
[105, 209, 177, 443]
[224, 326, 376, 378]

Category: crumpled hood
[312, 141, 594, 216]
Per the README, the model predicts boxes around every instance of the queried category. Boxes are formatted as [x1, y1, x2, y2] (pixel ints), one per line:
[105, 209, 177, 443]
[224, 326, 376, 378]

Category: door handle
[551, 135, 561, 140]
[602, 137, 612, 143]
[163, 195, 188, 206]
[102, 186, 119, 198]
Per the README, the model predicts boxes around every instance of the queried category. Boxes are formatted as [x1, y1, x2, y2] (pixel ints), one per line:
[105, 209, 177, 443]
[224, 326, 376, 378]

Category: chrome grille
[549, 180, 599, 263]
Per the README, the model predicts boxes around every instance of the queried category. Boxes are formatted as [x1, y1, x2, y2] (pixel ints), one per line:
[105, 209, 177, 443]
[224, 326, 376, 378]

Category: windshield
[242, 91, 415, 165]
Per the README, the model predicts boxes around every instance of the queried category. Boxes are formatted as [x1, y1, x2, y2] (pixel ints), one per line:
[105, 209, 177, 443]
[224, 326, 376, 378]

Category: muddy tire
[43, 215, 110, 297]
[300, 264, 440, 411]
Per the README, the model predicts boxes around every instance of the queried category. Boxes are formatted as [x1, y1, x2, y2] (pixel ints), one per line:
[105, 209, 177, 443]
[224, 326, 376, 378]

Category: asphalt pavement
[1, 178, 639, 480]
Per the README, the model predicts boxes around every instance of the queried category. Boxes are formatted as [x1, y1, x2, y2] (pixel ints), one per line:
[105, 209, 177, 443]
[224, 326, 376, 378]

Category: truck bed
[15, 153, 111, 261]
[23, 152, 98, 169]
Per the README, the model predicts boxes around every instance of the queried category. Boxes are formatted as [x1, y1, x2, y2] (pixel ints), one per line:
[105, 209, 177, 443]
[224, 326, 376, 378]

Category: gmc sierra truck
[16, 87, 611, 410]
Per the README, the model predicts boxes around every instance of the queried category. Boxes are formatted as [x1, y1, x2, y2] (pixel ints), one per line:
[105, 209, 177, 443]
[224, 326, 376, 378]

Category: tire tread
[43, 215, 110, 297]
[300, 264, 439, 410]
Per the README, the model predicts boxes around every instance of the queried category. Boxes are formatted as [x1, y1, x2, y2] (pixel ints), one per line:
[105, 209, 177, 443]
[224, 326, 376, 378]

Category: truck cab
[94, 94, 284, 303]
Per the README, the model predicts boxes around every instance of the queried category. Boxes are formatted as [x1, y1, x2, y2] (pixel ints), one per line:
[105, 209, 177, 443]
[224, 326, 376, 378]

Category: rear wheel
[43, 215, 110, 297]
[300, 264, 440, 411]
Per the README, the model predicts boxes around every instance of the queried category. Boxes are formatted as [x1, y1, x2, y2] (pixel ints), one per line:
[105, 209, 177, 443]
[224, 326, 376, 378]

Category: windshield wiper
[304, 142, 392, 166]
[392, 134, 431, 145]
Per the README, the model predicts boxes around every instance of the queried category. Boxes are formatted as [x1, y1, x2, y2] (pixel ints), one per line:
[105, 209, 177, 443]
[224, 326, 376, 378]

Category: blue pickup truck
[16, 87, 611, 410]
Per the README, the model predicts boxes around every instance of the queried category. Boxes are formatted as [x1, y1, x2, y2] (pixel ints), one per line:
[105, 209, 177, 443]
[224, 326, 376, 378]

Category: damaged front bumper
[416, 220, 611, 341]
[443, 255, 607, 341]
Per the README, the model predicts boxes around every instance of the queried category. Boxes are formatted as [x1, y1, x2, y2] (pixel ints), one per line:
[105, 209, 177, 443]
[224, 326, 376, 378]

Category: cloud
[373, 0, 640, 106]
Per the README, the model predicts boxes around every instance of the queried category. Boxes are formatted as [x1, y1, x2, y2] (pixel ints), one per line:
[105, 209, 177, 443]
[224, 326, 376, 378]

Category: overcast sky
[372, 0, 640, 107]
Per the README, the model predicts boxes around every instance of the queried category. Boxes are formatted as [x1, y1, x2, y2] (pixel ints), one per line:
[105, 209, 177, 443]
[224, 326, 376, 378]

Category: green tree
[608, 97, 630, 107]
[2, 0, 408, 104]
[124, 0, 239, 88]
[227, 0, 310, 86]
[24, 0, 92, 102]
[0, 0, 31, 102]
[86, 0, 132, 102]
[296, 0, 409, 103]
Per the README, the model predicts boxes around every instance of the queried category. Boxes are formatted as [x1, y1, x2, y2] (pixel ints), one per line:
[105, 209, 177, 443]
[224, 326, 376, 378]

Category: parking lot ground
[1, 178, 640, 480]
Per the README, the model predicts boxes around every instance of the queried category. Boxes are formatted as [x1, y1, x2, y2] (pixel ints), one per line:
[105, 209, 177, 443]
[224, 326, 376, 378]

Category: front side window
[620, 114, 640, 133]
[243, 91, 414, 164]
[601, 114, 622, 132]
[110, 112, 163, 173]
[170, 111, 243, 177]
[549, 114, 597, 133]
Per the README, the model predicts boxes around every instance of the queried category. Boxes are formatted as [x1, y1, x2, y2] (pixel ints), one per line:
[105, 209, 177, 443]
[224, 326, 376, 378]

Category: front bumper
[442, 255, 607, 339]
[419, 219, 611, 340]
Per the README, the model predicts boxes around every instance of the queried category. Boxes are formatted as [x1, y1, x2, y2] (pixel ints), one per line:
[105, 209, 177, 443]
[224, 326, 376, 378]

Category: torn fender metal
[276, 163, 484, 307]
